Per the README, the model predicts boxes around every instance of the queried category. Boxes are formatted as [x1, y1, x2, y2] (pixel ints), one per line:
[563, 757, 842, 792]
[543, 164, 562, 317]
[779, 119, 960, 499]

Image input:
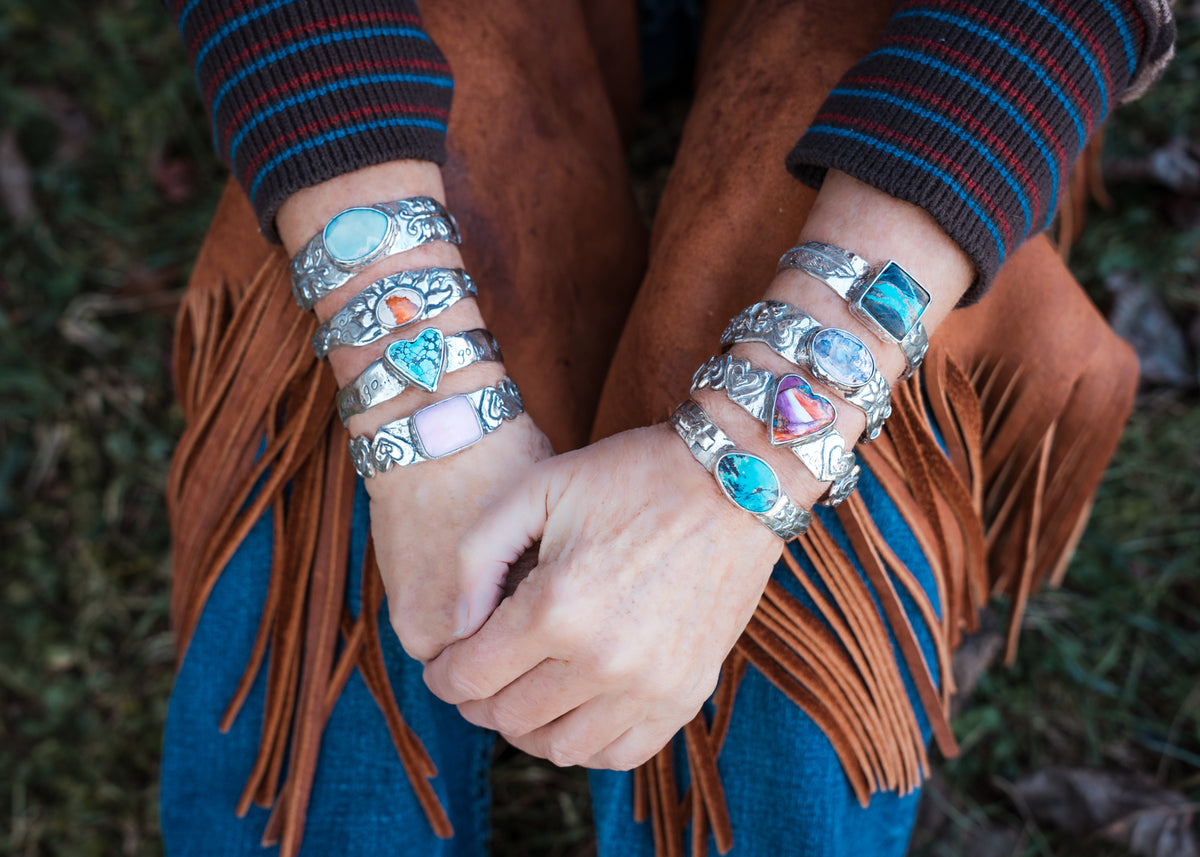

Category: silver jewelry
[691, 354, 859, 506]
[778, 241, 930, 378]
[721, 300, 892, 441]
[337, 329, 503, 424]
[311, 268, 476, 359]
[670, 400, 811, 541]
[348, 379, 525, 478]
[290, 197, 461, 311]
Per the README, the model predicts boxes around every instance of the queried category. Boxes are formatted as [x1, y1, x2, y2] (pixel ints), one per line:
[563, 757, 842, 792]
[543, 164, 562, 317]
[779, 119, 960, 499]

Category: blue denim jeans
[161, 463, 937, 856]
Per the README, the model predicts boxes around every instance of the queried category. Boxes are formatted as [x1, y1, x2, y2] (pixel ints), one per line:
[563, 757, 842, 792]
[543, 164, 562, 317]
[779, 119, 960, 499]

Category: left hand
[422, 422, 786, 770]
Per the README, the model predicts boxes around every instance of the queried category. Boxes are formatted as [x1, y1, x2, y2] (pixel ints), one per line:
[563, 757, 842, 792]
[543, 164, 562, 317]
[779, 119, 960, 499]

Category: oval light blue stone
[811, 328, 874, 387]
[323, 207, 390, 264]
[715, 452, 780, 514]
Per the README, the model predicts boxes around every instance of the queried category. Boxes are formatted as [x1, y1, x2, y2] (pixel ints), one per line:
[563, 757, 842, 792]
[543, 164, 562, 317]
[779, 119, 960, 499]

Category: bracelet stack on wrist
[289, 197, 523, 477]
[671, 240, 927, 540]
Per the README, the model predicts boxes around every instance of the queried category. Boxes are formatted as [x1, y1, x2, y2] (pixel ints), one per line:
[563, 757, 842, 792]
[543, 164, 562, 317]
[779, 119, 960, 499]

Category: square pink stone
[413, 395, 483, 458]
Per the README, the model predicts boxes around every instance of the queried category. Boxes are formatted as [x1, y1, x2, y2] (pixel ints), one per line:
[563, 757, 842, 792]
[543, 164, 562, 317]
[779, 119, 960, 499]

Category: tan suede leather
[167, 1, 1138, 854]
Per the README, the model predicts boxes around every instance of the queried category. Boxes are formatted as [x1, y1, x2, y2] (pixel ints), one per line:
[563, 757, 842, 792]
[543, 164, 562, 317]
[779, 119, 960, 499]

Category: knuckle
[440, 671, 488, 704]
[486, 701, 535, 738]
[545, 741, 582, 769]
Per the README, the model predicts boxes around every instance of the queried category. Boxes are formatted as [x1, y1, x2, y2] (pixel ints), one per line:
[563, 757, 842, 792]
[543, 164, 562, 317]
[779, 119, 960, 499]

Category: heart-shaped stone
[770, 374, 836, 445]
[385, 327, 446, 392]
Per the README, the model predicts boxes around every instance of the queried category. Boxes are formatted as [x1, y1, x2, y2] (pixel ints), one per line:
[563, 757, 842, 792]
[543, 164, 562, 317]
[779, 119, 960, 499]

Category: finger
[453, 463, 554, 640]
[423, 572, 562, 704]
[505, 695, 640, 769]
[581, 721, 680, 771]
[455, 657, 600, 738]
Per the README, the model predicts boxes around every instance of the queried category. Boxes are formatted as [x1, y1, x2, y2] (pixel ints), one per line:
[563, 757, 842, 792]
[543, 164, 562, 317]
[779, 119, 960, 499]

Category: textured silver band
[348, 379, 525, 478]
[669, 400, 811, 541]
[720, 300, 892, 442]
[311, 268, 476, 359]
[291, 197, 461, 311]
[778, 241, 929, 379]
[691, 354, 859, 506]
[337, 329, 503, 424]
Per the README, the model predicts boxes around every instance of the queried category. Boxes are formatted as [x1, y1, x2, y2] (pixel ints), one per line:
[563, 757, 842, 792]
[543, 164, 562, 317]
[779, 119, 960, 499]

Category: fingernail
[453, 596, 470, 638]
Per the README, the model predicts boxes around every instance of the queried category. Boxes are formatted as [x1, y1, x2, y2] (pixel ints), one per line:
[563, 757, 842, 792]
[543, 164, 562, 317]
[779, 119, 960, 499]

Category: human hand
[276, 160, 554, 663]
[422, 422, 788, 770]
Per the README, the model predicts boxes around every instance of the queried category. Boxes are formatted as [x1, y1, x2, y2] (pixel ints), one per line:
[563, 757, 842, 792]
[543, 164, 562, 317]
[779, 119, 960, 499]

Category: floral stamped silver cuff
[290, 197, 461, 311]
[311, 267, 477, 359]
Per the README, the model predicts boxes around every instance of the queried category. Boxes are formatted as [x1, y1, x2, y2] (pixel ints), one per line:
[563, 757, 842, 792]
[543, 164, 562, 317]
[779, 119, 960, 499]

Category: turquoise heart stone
[323, 206, 390, 264]
[715, 452, 780, 514]
[386, 327, 446, 392]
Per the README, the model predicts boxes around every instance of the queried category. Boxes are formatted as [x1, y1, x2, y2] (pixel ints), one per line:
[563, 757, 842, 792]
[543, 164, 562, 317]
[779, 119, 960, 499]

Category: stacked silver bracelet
[720, 300, 892, 442]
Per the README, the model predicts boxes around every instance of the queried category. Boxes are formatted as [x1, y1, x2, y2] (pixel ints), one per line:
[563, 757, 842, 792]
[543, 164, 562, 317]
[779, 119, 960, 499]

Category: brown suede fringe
[168, 185, 1138, 857]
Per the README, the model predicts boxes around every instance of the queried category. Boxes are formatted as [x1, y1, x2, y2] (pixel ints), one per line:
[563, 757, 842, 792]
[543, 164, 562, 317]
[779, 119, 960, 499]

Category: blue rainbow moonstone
[323, 207, 390, 264]
[386, 327, 446, 392]
[811, 328, 874, 388]
[715, 452, 780, 514]
[857, 261, 930, 342]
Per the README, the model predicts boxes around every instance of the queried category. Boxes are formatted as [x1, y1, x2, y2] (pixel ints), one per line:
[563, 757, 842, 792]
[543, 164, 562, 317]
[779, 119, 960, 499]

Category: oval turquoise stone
[715, 452, 780, 514]
[323, 207, 390, 264]
[811, 328, 874, 387]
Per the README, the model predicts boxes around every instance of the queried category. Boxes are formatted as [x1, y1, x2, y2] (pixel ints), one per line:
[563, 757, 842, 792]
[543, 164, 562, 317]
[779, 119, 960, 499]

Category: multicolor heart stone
[323, 206, 390, 264]
[771, 374, 836, 445]
[385, 327, 446, 392]
[375, 287, 425, 329]
[715, 452, 780, 514]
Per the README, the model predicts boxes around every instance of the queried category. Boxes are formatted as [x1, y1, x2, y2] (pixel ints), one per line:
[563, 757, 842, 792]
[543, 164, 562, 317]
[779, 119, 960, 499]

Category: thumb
[453, 462, 553, 639]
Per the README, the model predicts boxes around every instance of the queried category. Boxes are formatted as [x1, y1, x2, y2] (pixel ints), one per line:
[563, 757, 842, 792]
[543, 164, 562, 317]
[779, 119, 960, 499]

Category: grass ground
[1, 3, 1196, 855]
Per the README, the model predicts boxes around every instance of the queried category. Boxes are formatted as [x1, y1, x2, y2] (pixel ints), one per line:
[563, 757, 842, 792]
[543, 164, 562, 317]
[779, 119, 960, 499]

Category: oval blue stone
[715, 452, 780, 514]
[811, 328, 874, 388]
[323, 207, 390, 264]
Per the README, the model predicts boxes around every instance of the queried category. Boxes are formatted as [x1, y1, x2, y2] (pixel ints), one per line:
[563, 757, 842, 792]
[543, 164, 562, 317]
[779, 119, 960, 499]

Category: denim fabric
[161, 463, 937, 856]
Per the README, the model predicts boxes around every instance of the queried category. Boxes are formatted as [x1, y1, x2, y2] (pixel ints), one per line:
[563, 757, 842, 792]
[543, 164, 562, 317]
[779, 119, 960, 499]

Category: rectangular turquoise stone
[856, 261, 929, 342]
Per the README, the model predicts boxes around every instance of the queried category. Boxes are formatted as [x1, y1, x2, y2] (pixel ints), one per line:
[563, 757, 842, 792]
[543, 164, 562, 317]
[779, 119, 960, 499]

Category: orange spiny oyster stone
[375, 287, 424, 328]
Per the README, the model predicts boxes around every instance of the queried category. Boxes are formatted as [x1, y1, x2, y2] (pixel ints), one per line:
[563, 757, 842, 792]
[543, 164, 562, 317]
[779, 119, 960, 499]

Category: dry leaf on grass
[1015, 766, 1199, 857]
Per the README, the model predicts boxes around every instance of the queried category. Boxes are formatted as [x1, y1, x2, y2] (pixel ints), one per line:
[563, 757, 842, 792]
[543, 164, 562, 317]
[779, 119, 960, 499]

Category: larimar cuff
[348, 379, 524, 478]
[311, 268, 476, 359]
[291, 197, 461, 311]
[721, 300, 892, 441]
[337, 329, 503, 424]
[778, 242, 930, 378]
[691, 354, 859, 507]
[669, 400, 811, 541]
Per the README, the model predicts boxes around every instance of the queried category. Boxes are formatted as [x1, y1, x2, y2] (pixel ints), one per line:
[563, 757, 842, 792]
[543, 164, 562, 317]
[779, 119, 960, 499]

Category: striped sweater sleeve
[787, 0, 1176, 302]
[166, 0, 453, 241]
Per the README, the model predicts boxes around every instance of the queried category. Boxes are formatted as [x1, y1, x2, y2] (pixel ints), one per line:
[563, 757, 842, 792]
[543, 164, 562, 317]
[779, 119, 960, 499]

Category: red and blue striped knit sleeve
[787, 0, 1175, 302]
[167, 0, 453, 241]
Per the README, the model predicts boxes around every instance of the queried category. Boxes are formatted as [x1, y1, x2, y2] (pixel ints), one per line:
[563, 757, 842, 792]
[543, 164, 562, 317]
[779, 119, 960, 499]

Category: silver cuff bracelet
[778, 241, 930, 378]
[348, 379, 525, 478]
[311, 267, 477, 359]
[670, 400, 811, 541]
[721, 300, 892, 442]
[290, 197, 461, 311]
[337, 328, 503, 424]
[691, 353, 859, 506]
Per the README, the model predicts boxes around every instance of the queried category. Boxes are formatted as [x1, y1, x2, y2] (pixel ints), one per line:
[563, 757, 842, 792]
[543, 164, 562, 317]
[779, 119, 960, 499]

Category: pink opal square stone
[413, 395, 483, 458]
